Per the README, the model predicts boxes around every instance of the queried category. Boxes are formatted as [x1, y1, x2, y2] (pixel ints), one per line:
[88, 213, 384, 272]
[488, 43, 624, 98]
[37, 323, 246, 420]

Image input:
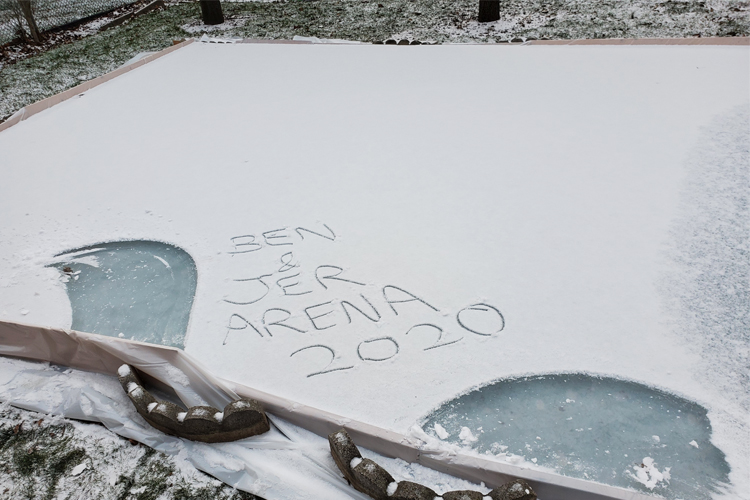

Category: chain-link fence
[1, 0, 136, 45]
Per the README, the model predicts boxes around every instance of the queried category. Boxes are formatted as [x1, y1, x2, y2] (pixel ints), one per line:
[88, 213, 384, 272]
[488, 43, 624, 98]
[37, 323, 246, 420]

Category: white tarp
[0, 320, 648, 499]
[0, 352, 377, 500]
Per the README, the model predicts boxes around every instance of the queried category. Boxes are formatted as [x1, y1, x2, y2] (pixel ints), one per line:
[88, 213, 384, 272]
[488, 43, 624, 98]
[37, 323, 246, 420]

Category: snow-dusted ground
[1, 0, 748, 119]
[0, 355, 494, 500]
[0, 0, 156, 66]
[0, 354, 261, 500]
[0, 403, 259, 500]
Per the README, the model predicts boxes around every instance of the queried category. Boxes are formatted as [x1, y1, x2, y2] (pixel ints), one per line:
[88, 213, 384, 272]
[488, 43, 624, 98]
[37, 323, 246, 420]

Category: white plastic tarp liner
[0, 343, 371, 500]
[0, 320, 651, 499]
[0, 41, 748, 499]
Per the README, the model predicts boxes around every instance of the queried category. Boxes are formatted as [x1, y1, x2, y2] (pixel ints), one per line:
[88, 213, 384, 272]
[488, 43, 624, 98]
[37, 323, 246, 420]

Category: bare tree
[0, 0, 41, 43]
[478, 0, 500, 23]
[199, 0, 223, 25]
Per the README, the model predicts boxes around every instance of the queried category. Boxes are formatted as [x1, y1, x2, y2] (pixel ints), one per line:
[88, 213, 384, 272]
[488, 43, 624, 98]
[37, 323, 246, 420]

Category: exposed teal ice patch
[421, 374, 730, 499]
[49, 241, 197, 349]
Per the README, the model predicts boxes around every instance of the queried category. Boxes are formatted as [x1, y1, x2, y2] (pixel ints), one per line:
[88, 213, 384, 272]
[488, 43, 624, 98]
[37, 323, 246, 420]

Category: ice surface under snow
[421, 373, 731, 498]
[0, 42, 748, 498]
[47, 241, 196, 348]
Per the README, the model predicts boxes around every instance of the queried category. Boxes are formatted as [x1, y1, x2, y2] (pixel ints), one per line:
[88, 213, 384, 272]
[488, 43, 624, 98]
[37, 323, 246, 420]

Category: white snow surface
[163, 364, 191, 388]
[70, 462, 88, 476]
[625, 457, 671, 490]
[0, 42, 748, 495]
[459, 427, 478, 444]
[386, 481, 398, 496]
[433, 423, 449, 440]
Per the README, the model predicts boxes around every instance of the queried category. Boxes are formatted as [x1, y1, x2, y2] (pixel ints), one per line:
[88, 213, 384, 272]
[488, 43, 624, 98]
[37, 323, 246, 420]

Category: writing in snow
[222, 224, 505, 377]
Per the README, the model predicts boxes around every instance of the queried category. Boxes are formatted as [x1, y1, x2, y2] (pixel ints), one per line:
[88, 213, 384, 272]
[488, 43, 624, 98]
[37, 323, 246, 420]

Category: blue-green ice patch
[420, 374, 729, 499]
[49, 240, 197, 349]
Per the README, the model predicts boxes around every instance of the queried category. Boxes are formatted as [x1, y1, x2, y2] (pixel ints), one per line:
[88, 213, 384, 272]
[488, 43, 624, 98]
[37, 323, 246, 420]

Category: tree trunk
[18, 0, 41, 43]
[199, 0, 224, 25]
[478, 0, 500, 23]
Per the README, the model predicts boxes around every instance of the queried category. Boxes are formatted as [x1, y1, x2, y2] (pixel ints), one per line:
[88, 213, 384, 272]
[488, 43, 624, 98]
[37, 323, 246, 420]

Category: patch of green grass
[0, 417, 88, 499]
[172, 483, 258, 500]
[13, 446, 47, 475]
[0, 405, 261, 500]
[46, 448, 87, 499]
[114, 446, 176, 500]
[0, 2, 199, 119]
[115, 472, 136, 500]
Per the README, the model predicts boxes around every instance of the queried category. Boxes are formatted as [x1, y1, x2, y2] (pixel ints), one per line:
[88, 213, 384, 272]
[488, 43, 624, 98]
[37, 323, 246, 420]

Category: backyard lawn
[1, 0, 748, 120]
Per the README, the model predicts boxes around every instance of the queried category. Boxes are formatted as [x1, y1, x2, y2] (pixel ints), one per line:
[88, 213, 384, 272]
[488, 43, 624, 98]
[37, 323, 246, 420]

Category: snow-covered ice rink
[0, 41, 748, 498]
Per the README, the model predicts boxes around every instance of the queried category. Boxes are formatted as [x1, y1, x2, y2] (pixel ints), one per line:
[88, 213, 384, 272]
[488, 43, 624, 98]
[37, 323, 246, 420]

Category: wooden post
[478, 0, 500, 23]
[18, 0, 41, 43]
[199, 0, 224, 25]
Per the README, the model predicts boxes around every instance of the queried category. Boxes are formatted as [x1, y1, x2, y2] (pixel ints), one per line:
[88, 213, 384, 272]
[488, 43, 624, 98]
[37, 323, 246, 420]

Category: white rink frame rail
[0, 36, 746, 134]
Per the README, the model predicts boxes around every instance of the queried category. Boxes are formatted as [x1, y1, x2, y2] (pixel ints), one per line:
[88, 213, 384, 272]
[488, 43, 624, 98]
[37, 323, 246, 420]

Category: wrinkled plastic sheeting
[0, 319, 236, 409]
[0, 320, 653, 500]
[0, 354, 369, 500]
[0, 320, 423, 464]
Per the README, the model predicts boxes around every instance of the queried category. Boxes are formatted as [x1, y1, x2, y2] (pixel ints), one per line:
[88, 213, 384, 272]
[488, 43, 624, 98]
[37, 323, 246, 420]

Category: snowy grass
[0, 2, 192, 121]
[0, 403, 260, 500]
[1, 0, 748, 120]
